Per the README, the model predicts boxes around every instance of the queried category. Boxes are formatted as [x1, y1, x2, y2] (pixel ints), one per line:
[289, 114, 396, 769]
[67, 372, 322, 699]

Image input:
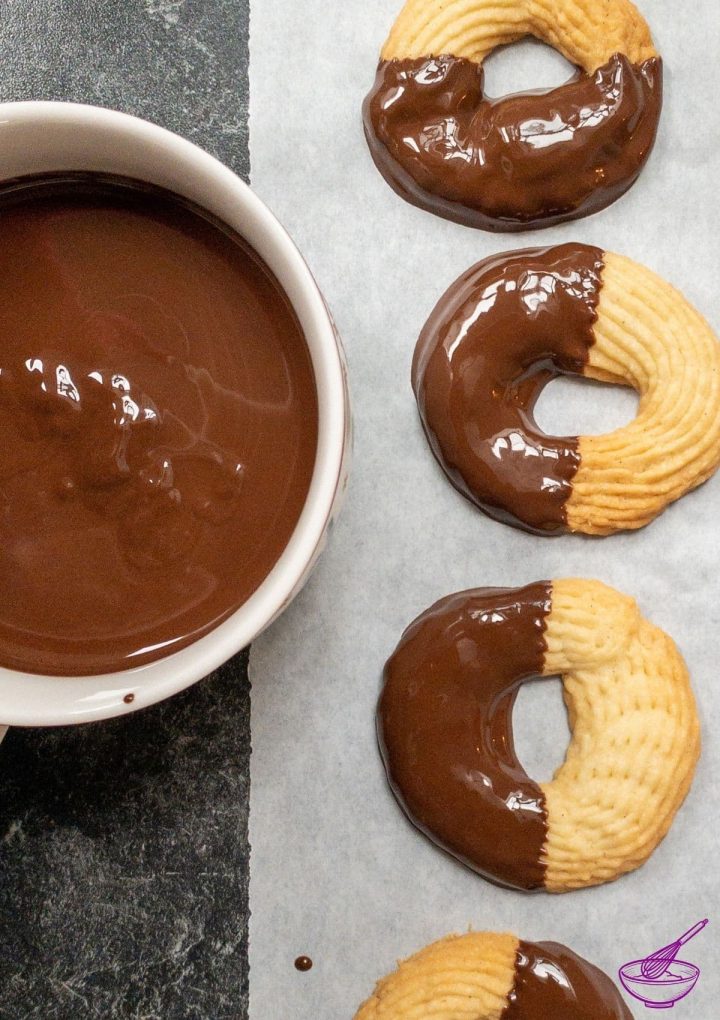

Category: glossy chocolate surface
[364, 52, 662, 231]
[412, 243, 604, 534]
[504, 941, 634, 1019]
[379, 584, 551, 890]
[0, 176, 318, 676]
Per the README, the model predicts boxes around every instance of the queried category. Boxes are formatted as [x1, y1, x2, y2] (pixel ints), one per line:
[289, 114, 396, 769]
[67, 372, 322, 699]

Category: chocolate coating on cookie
[379, 583, 551, 890]
[412, 243, 604, 534]
[504, 941, 633, 1018]
[363, 53, 661, 231]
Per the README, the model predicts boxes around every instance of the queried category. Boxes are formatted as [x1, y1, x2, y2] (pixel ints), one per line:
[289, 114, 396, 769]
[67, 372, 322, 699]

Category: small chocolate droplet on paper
[295, 956, 313, 972]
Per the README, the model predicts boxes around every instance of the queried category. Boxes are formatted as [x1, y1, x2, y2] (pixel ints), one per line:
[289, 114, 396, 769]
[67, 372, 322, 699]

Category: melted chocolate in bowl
[364, 53, 662, 231]
[0, 176, 318, 676]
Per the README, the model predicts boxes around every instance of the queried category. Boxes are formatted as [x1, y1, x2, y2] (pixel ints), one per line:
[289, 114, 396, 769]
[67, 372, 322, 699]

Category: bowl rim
[0, 100, 348, 726]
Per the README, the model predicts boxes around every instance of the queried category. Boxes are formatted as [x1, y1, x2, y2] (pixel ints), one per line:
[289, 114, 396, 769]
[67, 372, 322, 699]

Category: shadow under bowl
[619, 959, 699, 1008]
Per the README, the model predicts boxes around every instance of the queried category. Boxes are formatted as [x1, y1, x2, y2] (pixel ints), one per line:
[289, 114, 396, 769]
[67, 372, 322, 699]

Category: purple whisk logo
[619, 919, 708, 1009]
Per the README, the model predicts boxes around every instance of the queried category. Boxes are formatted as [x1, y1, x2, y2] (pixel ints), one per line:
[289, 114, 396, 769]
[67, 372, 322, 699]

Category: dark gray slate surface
[0, 3, 251, 1018]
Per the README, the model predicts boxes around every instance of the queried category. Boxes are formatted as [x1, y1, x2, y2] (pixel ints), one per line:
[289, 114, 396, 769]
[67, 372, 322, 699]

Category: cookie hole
[514, 676, 570, 783]
[482, 38, 576, 99]
[534, 376, 638, 437]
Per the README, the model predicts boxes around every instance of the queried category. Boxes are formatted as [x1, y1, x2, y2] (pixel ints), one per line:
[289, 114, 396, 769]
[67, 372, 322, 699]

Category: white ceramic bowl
[0, 101, 350, 728]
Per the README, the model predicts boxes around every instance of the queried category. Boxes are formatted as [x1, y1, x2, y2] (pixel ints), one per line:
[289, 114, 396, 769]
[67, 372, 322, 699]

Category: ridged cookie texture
[568, 253, 720, 534]
[354, 931, 634, 1018]
[355, 933, 518, 1020]
[542, 580, 700, 890]
[379, 578, 700, 892]
[380, 0, 656, 68]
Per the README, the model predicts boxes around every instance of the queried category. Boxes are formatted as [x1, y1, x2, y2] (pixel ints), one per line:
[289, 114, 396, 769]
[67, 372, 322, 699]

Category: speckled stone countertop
[0, 3, 251, 1017]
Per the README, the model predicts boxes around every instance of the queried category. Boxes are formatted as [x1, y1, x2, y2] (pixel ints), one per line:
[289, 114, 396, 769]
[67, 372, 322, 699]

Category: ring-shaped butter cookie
[379, 579, 699, 891]
[363, 0, 662, 230]
[412, 243, 720, 535]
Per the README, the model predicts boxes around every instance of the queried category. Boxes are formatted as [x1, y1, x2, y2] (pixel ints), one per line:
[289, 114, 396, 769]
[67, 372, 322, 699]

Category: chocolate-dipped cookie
[380, 580, 699, 891]
[364, 0, 661, 230]
[355, 932, 634, 1019]
[413, 244, 720, 535]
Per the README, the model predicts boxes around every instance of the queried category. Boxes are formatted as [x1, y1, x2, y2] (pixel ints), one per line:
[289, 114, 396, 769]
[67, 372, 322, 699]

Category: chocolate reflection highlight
[504, 941, 633, 1018]
[412, 243, 604, 534]
[379, 583, 551, 890]
[363, 53, 662, 231]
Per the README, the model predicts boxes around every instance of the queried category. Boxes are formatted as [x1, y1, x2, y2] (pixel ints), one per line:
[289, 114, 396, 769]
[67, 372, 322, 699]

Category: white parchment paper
[249, 3, 719, 1015]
